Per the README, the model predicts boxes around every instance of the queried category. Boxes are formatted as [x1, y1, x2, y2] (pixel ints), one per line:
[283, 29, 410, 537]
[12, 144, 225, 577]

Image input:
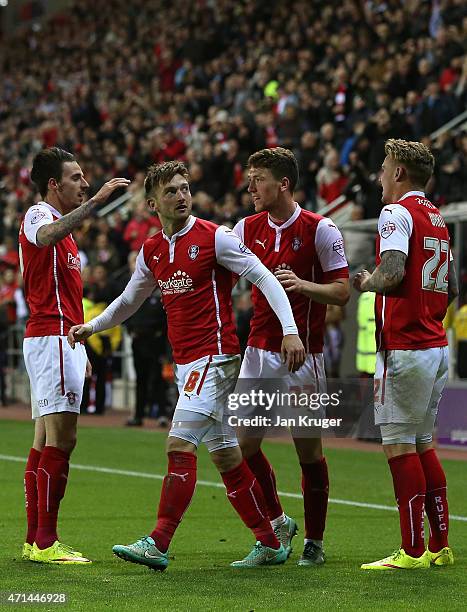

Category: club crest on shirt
[292, 237, 302, 251]
[188, 245, 199, 260]
[381, 221, 396, 239]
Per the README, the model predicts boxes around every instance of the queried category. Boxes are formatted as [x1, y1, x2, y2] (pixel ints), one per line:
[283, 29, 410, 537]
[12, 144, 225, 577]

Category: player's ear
[394, 165, 406, 182]
[280, 177, 290, 192]
[48, 177, 59, 192]
[147, 198, 158, 212]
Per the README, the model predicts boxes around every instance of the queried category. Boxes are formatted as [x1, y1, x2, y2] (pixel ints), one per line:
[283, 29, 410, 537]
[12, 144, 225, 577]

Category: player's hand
[281, 334, 306, 373]
[274, 267, 304, 294]
[92, 177, 131, 204]
[68, 323, 93, 348]
[353, 270, 371, 292]
[85, 359, 92, 378]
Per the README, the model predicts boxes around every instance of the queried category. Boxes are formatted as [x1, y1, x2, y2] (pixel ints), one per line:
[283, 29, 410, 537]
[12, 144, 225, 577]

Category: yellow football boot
[361, 548, 429, 570]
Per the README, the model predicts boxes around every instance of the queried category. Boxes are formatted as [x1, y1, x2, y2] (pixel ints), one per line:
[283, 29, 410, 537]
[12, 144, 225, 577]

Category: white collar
[267, 203, 301, 231]
[162, 215, 196, 242]
[399, 190, 425, 202]
[40, 201, 62, 218]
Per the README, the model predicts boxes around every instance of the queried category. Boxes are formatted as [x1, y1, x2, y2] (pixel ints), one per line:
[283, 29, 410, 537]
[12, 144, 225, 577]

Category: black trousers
[81, 345, 109, 414]
[132, 335, 167, 420]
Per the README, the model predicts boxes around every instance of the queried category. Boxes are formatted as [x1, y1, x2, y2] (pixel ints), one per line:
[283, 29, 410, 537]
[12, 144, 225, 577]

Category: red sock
[388, 453, 426, 557]
[24, 448, 41, 545]
[300, 457, 329, 541]
[35, 446, 70, 550]
[150, 452, 197, 553]
[246, 450, 283, 521]
[419, 449, 449, 552]
[221, 460, 280, 549]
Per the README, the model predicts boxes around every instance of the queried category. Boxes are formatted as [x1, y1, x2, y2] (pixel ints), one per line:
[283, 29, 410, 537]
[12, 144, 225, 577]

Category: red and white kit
[19, 202, 87, 418]
[374, 191, 450, 428]
[234, 204, 348, 387]
[88, 216, 297, 422]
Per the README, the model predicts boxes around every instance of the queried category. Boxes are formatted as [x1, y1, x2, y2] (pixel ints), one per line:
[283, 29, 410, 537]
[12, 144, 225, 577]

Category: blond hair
[384, 139, 434, 187]
[144, 161, 189, 197]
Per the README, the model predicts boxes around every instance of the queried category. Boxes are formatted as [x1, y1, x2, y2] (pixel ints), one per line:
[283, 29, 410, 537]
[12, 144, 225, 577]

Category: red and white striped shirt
[234, 205, 349, 353]
[19, 202, 83, 337]
[375, 191, 450, 350]
[89, 216, 297, 365]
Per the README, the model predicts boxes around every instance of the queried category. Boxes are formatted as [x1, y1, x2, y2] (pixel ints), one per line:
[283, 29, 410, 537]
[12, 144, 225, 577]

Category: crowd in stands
[0, 0, 466, 401]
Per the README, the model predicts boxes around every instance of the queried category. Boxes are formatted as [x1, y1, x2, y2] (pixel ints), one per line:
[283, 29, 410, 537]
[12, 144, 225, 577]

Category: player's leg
[34, 412, 78, 547]
[25, 337, 89, 564]
[23, 417, 45, 559]
[292, 436, 327, 566]
[205, 423, 287, 567]
[361, 349, 432, 570]
[113, 430, 197, 571]
[291, 353, 328, 566]
[236, 347, 286, 528]
[416, 346, 452, 565]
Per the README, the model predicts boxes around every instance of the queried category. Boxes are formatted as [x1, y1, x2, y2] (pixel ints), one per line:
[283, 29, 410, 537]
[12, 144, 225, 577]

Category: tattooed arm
[448, 260, 459, 306]
[37, 177, 130, 247]
[353, 250, 406, 294]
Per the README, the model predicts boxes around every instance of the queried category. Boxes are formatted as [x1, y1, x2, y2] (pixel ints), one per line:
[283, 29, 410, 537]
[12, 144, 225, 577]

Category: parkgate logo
[158, 270, 194, 295]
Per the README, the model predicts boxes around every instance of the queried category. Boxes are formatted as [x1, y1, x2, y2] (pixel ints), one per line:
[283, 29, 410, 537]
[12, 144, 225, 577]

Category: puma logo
[153, 254, 161, 262]
[169, 472, 189, 482]
[255, 239, 267, 249]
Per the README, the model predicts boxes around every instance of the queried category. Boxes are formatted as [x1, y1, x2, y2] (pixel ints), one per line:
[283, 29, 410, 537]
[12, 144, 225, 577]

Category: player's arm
[353, 250, 407, 293]
[36, 178, 130, 247]
[276, 218, 350, 305]
[68, 248, 156, 347]
[354, 205, 411, 294]
[448, 258, 459, 305]
[274, 265, 349, 305]
[215, 226, 305, 372]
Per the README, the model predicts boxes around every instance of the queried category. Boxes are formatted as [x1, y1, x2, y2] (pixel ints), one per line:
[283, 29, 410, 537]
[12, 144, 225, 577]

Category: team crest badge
[292, 237, 302, 251]
[188, 245, 199, 260]
[381, 221, 396, 239]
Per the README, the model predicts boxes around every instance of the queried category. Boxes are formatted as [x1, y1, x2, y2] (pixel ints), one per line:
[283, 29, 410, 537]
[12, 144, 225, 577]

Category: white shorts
[174, 354, 241, 421]
[23, 336, 88, 419]
[239, 346, 326, 390]
[235, 347, 327, 428]
[374, 347, 448, 430]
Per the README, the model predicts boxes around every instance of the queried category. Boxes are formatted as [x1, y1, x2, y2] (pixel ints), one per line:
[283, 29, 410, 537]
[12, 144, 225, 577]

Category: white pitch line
[1, 453, 466, 522]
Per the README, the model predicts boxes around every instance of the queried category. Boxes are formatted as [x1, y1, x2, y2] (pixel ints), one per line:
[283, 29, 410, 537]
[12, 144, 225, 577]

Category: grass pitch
[0, 419, 465, 611]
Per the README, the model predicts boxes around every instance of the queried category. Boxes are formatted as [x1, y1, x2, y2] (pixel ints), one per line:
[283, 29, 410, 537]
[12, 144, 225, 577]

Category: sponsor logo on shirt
[67, 252, 81, 272]
[239, 242, 253, 255]
[158, 270, 194, 295]
[380, 221, 396, 239]
[188, 244, 199, 260]
[332, 238, 345, 258]
[292, 237, 302, 251]
[30, 210, 47, 225]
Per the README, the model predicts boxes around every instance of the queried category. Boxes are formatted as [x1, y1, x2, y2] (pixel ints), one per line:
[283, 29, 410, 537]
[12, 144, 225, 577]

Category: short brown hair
[144, 161, 189, 197]
[384, 139, 434, 187]
[30, 147, 76, 198]
[248, 147, 299, 192]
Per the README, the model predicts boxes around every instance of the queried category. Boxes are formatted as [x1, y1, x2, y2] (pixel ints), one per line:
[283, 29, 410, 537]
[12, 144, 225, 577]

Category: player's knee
[166, 435, 197, 454]
[239, 437, 261, 459]
[211, 446, 242, 473]
[294, 437, 323, 463]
